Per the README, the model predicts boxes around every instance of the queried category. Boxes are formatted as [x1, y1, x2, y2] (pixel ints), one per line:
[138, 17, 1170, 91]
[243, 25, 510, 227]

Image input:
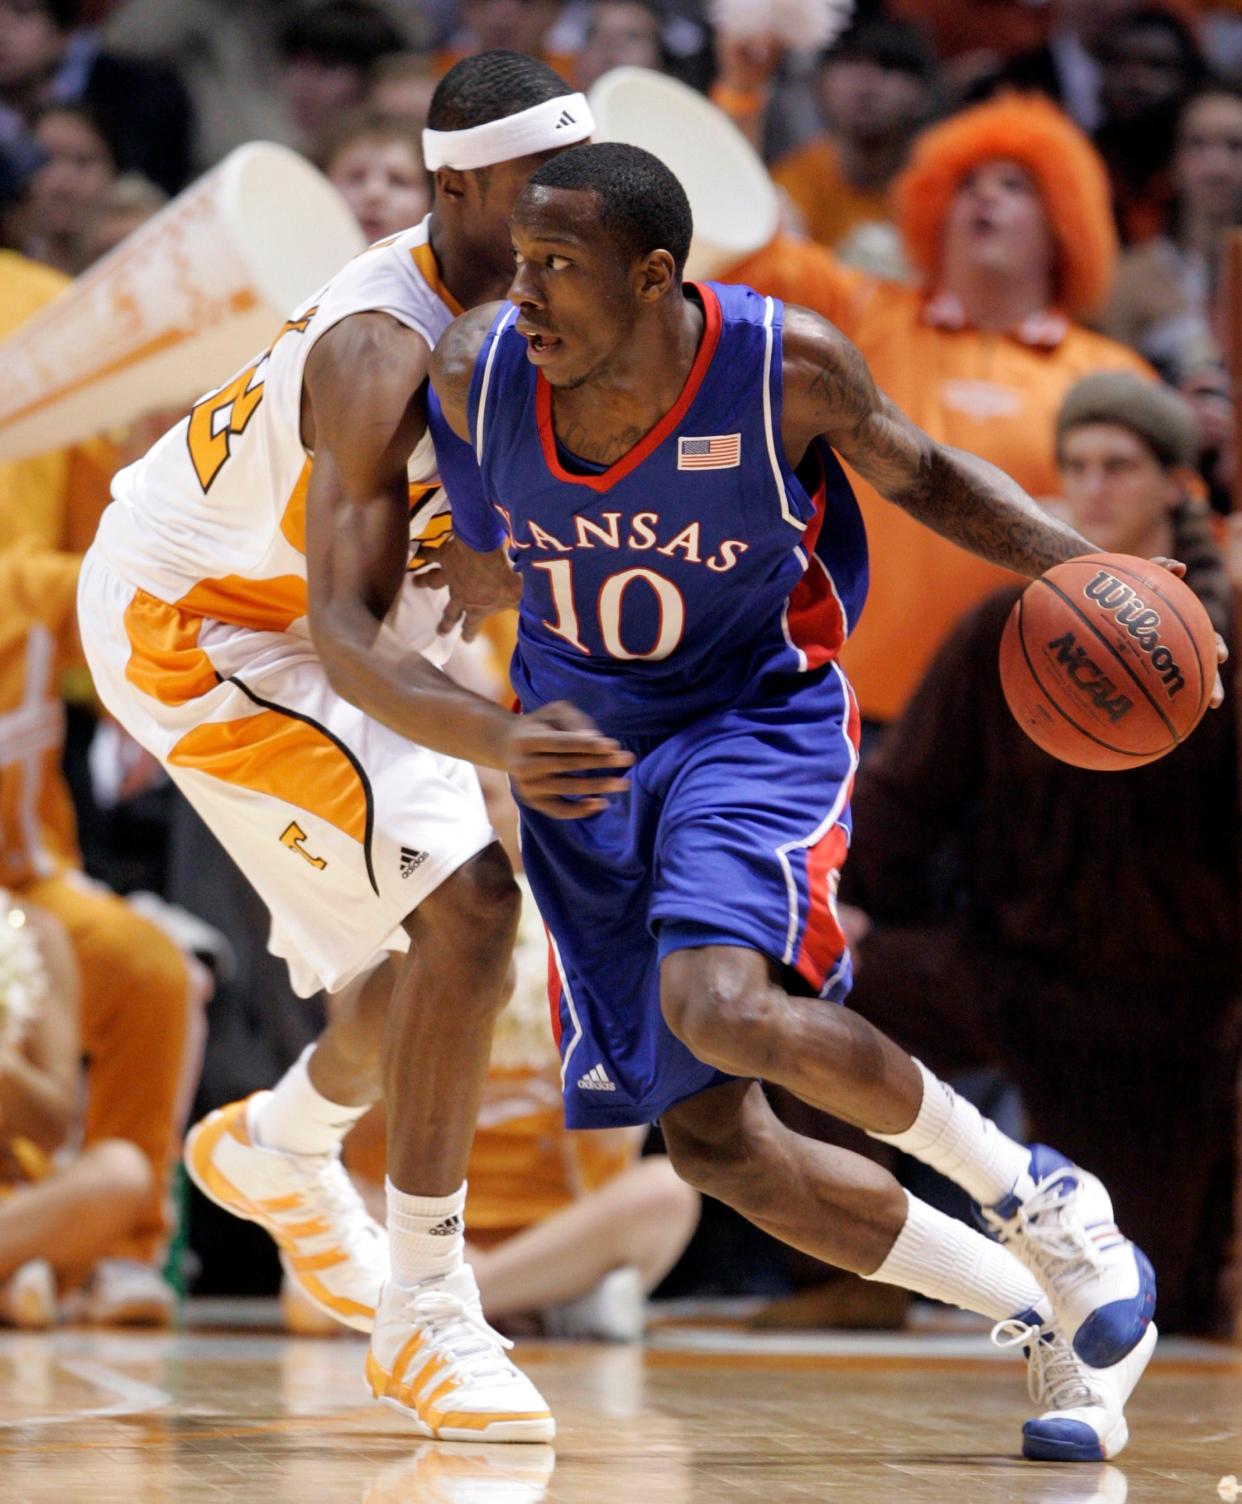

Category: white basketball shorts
[78, 547, 495, 998]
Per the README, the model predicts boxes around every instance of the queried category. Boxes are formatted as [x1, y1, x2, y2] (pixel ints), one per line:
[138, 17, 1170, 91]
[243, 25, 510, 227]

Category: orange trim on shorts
[123, 589, 220, 707]
[167, 709, 369, 845]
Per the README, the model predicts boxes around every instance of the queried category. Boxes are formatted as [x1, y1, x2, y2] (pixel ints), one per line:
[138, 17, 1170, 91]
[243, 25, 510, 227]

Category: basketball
[999, 552, 1218, 770]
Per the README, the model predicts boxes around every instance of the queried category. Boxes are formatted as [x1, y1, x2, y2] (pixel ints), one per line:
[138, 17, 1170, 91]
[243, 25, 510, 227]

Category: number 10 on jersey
[532, 560, 687, 662]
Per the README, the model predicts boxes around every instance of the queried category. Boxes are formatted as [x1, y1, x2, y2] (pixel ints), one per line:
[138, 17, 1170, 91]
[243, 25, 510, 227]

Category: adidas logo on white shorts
[576, 1062, 616, 1092]
[399, 846, 428, 879]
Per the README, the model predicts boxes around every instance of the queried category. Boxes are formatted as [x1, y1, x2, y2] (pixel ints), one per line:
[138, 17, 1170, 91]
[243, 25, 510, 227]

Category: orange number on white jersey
[185, 311, 316, 492]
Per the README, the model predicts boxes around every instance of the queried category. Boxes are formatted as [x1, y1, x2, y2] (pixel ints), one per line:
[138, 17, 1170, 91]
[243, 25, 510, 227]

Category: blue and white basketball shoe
[982, 1146, 1156, 1369]
[994, 1311, 1158, 1461]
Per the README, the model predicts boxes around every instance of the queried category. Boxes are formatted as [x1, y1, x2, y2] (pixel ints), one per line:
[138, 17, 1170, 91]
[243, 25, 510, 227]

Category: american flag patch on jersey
[677, 433, 741, 470]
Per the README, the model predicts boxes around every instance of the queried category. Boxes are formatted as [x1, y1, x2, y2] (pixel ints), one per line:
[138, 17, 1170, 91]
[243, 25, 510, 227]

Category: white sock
[387, 1179, 466, 1285]
[864, 1190, 1046, 1321]
[870, 1060, 1033, 1207]
[252, 1045, 370, 1157]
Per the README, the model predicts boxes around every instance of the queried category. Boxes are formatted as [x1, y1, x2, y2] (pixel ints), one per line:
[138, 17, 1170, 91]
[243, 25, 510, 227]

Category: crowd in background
[1, 0, 1241, 1340]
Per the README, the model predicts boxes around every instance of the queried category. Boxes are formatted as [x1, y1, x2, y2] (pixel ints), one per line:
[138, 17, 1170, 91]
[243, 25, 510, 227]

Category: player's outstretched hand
[1151, 554, 1228, 708]
[411, 537, 521, 641]
[504, 701, 634, 819]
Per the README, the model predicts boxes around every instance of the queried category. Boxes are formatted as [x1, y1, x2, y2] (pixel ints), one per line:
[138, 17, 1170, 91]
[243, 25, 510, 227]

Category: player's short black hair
[279, 1, 404, 68]
[525, 142, 693, 278]
[427, 50, 572, 132]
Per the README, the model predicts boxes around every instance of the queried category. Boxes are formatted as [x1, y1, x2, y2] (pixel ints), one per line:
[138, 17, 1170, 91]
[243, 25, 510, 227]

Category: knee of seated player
[80, 910, 190, 1034]
[660, 946, 782, 1076]
[409, 843, 520, 969]
[79, 1139, 155, 1208]
[620, 1157, 701, 1255]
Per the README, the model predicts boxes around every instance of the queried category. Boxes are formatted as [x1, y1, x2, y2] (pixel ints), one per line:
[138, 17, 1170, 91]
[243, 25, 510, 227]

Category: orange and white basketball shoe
[367, 1266, 555, 1442]
[185, 1092, 386, 1333]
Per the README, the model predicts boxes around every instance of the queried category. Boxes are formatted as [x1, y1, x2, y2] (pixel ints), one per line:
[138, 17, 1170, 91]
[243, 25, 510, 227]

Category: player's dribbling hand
[1151, 554, 1229, 708]
[504, 701, 634, 819]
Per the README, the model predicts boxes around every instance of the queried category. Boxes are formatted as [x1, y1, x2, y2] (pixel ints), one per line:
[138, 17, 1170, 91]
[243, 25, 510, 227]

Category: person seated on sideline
[0, 894, 154, 1327]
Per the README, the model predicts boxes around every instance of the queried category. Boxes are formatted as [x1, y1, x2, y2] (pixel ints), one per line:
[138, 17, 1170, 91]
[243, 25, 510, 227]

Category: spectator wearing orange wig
[725, 94, 1151, 724]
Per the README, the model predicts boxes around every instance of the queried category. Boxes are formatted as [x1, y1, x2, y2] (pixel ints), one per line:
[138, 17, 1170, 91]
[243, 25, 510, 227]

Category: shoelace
[289, 1155, 386, 1261]
[1002, 1176, 1102, 1295]
[408, 1287, 519, 1387]
[992, 1318, 1098, 1410]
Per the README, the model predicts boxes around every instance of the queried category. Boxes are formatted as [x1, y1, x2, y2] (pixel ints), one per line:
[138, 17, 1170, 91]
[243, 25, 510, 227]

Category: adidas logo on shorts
[399, 847, 428, 879]
[576, 1062, 616, 1092]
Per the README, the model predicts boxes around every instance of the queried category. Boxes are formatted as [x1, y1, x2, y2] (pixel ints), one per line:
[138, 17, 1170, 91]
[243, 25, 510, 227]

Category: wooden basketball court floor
[1, 1309, 1238, 1503]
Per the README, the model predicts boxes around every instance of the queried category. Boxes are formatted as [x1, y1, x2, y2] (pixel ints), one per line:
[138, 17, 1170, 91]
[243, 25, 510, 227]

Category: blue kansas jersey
[457, 281, 868, 736]
[434, 282, 870, 1127]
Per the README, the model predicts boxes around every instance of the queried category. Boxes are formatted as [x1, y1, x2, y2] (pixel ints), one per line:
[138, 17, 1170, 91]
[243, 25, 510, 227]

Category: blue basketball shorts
[519, 661, 862, 1128]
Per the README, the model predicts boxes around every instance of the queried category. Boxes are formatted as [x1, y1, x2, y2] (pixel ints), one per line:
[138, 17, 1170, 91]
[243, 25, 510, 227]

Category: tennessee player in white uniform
[84, 222, 480, 1000]
[77, 52, 631, 1442]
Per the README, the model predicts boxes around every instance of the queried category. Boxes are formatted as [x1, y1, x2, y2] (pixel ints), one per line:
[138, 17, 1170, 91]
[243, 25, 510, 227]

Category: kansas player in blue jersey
[424, 143, 1162, 1459]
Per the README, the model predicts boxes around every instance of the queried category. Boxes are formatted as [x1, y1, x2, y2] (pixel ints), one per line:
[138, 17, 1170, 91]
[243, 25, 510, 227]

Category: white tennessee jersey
[94, 216, 461, 662]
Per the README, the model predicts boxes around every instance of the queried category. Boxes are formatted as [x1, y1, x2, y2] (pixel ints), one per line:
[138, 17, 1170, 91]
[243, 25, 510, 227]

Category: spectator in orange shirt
[725, 94, 1152, 725]
[0, 248, 115, 553]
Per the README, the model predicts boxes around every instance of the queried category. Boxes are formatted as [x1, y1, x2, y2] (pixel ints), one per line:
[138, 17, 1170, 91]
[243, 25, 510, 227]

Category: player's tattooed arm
[780, 305, 1096, 579]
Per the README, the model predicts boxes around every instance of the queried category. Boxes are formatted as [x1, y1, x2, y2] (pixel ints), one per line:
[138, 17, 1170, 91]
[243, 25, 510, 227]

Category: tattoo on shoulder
[807, 335, 875, 433]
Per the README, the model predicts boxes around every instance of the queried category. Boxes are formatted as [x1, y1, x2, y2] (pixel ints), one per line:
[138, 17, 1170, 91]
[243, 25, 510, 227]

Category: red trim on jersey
[794, 683, 861, 991]
[785, 449, 847, 669]
[546, 930, 563, 1049]
[535, 282, 723, 493]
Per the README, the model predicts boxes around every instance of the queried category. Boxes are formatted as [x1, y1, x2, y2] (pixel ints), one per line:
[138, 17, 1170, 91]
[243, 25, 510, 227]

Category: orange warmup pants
[21, 872, 197, 1265]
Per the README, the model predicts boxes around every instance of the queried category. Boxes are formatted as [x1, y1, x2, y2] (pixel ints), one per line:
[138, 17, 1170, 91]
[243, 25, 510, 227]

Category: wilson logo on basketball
[1081, 571, 1186, 699]
[1046, 631, 1135, 724]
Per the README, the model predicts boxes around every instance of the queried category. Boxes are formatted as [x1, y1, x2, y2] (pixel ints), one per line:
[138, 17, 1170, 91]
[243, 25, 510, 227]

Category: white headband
[422, 93, 594, 172]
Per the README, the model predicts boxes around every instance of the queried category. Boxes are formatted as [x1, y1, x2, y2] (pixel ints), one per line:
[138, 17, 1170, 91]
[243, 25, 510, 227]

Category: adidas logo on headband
[422, 93, 595, 172]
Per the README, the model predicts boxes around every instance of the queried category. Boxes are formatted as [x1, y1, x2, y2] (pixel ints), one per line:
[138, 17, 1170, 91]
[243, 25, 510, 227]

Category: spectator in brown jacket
[838, 372, 1240, 1334]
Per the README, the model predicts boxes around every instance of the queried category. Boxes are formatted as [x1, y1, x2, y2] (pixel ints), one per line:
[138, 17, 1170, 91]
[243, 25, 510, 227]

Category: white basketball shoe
[994, 1312, 1158, 1461]
[367, 1265, 555, 1442]
[982, 1146, 1155, 1368]
[185, 1092, 386, 1333]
